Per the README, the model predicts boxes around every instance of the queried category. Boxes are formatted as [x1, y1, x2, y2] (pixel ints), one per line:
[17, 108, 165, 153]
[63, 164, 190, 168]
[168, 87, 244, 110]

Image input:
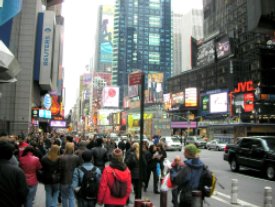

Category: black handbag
[37, 169, 46, 183]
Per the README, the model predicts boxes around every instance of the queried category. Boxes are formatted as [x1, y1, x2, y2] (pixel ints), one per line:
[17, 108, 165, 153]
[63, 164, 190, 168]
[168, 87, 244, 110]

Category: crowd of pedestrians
[0, 131, 208, 207]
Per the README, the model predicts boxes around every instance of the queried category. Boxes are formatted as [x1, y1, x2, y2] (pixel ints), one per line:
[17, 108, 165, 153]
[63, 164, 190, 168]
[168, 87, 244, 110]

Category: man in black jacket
[91, 138, 108, 172]
[0, 140, 28, 207]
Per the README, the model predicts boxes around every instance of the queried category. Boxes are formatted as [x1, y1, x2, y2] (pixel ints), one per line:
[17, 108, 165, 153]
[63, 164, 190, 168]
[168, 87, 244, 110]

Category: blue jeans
[25, 184, 38, 207]
[60, 184, 75, 207]
[45, 184, 60, 207]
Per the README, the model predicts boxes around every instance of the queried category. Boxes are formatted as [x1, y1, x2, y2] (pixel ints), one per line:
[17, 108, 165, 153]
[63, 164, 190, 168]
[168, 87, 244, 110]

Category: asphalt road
[34, 149, 275, 206]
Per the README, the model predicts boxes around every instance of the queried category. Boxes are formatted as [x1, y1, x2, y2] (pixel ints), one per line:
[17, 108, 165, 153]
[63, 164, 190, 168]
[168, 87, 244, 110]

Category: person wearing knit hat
[97, 148, 132, 206]
[172, 144, 205, 207]
[184, 144, 201, 159]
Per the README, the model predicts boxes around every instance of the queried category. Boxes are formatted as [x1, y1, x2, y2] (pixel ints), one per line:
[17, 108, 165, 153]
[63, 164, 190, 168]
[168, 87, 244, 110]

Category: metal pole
[138, 72, 145, 199]
[160, 190, 167, 207]
[263, 186, 272, 207]
[231, 179, 238, 204]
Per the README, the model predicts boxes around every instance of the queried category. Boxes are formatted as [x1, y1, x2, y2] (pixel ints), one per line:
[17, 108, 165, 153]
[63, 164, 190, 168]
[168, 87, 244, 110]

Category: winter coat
[59, 154, 80, 185]
[19, 152, 42, 186]
[125, 151, 147, 180]
[91, 147, 108, 170]
[97, 160, 132, 205]
[41, 156, 60, 184]
[0, 159, 28, 207]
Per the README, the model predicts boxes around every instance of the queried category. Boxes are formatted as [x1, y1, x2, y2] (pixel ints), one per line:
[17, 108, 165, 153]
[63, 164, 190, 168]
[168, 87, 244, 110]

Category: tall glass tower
[112, 0, 172, 106]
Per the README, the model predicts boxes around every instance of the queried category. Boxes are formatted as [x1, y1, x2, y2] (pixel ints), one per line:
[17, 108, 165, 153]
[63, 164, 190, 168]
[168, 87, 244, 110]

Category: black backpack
[109, 171, 127, 198]
[198, 166, 216, 198]
[78, 167, 98, 200]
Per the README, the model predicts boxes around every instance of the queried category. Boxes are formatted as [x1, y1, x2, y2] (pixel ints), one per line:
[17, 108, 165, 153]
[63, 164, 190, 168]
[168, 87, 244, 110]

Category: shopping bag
[160, 173, 174, 191]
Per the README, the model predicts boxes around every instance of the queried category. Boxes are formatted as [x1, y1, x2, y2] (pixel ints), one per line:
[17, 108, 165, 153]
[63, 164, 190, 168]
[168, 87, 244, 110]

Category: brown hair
[132, 142, 140, 160]
[48, 144, 60, 161]
[64, 142, 74, 154]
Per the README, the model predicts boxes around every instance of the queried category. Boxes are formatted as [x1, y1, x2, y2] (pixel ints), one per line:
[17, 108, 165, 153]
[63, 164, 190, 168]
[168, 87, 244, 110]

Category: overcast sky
[62, 0, 202, 114]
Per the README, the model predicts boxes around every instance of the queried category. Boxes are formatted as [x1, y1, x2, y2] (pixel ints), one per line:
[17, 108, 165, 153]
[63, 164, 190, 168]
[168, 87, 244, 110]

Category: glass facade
[112, 0, 172, 106]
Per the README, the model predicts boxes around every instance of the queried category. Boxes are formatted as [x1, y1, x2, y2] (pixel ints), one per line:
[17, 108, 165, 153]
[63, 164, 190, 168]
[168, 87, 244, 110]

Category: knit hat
[184, 144, 200, 159]
[112, 148, 123, 161]
[82, 150, 92, 162]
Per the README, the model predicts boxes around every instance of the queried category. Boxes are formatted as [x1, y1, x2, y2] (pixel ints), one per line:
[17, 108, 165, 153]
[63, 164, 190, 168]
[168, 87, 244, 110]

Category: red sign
[234, 81, 254, 93]
[244, 93, 254, 112]
[129, 72, 143, 86]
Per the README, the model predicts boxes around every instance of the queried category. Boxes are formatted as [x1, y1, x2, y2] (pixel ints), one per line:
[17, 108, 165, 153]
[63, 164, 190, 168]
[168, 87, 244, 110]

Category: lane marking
[214, 191, 260, 207]
[211, 195, 232, 206]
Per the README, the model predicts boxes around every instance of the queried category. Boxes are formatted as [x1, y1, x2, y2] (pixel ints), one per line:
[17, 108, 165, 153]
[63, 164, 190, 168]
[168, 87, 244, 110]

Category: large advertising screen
[100, 6, 114, 63]
[196, 39, 215, 67]
[170, 92, 184, 110]
[163, 93, 171, 110]
[233, 93, 254, 113]
[148, 72, 163, 103]
[185, 88, 197, 107]
[215, 36, 231, 60]
[210, 92, 228, 113]
[102, 86, 119, 107]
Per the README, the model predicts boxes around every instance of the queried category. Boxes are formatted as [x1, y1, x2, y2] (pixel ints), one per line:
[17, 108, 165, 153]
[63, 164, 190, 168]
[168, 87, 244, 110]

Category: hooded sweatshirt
[173, 158, 204, 191]
[97, 159, 132, 205]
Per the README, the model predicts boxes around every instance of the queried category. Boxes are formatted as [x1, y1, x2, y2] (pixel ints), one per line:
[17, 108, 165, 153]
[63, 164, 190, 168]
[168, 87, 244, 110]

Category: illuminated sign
[43, 94, 52, 110]
[39, 109, 51, 119]
[50, 120, 66, 128]
[234, 81, 254, 93]
[185, 88, 197, 107]
[102, 86, 119, 107]
[210, 92, 228, 113]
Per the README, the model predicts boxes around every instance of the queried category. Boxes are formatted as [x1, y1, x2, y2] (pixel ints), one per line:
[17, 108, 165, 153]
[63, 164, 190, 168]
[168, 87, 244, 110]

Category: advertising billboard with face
[100, 6, 113, 63]
[148, 72, 163, 103]
[185, 88, 197, 107]
[102, 86, 119, 107]
[210, 92, 228, 113]
[215, 36, 231, 60]
[196, 39, 215, 67]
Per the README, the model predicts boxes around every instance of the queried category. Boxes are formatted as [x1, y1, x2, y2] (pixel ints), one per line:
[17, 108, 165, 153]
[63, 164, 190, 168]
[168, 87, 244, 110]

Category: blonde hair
[132, 142, 140, 160]
[48, 144, 60, 161]
[64, 142, 74, 154]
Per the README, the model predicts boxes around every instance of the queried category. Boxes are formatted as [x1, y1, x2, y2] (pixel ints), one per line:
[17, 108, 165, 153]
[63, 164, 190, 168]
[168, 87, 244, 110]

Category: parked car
[159, 136, 182, 151]
[185, 136, 207, 149]
[133, 135, 153, 147]
[206, 139, 227, 151]
[224, 136, 275, 180]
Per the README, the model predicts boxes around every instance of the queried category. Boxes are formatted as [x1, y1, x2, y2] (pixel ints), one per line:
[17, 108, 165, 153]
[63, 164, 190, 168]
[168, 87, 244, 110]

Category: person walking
[72, 150, 101, 207]
[91, 138, 108, 172]
[19, 146, 42, 207]
[97, 148, 132, 207]
[172, 144, 205, 207]
[41, 144, 61, 207]
[125, 142, 146, 199]
[0, 140, 28, 207]
[59, 142, 80, 207]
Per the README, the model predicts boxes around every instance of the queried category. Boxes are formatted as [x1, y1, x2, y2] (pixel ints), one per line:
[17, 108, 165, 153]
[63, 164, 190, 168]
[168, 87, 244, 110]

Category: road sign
[129, 71, 143, 86]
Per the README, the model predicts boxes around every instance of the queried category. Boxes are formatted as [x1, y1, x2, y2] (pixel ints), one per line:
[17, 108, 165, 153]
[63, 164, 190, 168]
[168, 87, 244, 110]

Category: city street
[34, 149, 275, 207]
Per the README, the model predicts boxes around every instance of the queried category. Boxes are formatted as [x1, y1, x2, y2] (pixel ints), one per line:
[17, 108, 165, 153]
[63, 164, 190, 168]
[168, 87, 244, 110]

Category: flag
[0, 0, 22, 26]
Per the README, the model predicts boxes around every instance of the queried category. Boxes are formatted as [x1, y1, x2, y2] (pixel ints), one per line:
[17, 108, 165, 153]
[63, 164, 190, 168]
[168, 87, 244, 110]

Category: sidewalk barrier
[160, 190, 167, 207]
[192, 191, 203, 207]
[230, 179, 238, 204]
[263, 186, 272, 207]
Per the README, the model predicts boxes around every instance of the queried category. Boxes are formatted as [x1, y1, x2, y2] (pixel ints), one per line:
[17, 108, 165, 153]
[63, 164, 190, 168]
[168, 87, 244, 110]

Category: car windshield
[171, 137, 180, 143]
[263, 138, 275, 151]
[217, 140, 227, 144]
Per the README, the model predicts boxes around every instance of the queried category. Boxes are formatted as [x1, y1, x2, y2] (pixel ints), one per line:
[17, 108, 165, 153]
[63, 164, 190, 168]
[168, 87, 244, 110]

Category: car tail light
[224, 145, 228, 153]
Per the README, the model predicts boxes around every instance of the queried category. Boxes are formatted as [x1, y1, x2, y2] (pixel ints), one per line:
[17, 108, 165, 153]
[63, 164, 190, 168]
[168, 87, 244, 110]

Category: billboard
[170, 92, 184, 110]
[94, 72, 112, 87]
[50, 120, 66, 128]
[102, 86, 119, 107]
[215, 36, 231, 60]
[196, 39, 215, 67]
[210, 92, 228, 113]
[233, 93, 254, 113]
[185, 88, 197, 107]
[148, 72, 163, 103]
[100, 6, 113, 63]
[163, 93, 171, 110]
[39, 11, 55, 90]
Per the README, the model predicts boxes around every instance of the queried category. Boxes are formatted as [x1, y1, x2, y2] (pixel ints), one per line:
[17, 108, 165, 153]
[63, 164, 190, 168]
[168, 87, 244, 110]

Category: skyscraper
[112, 0, 172, 106]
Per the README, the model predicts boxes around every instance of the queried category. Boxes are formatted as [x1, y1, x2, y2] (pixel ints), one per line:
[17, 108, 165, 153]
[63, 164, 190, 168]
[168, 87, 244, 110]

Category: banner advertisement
[148, 72, 163, 103]
[163, 93, 171, 110]
[100, 5, 114, 63]
[170, 92, 184, 111]
[102, 86, 119, 107]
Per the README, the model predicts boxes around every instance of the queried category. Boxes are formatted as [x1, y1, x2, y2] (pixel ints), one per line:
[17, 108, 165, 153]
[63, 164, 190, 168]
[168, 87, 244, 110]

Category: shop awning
[0, 40, 20, 83]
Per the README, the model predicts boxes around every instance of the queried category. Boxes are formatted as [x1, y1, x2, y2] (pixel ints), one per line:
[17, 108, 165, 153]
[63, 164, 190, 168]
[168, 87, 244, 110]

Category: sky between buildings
[62, 0, 203, 114]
